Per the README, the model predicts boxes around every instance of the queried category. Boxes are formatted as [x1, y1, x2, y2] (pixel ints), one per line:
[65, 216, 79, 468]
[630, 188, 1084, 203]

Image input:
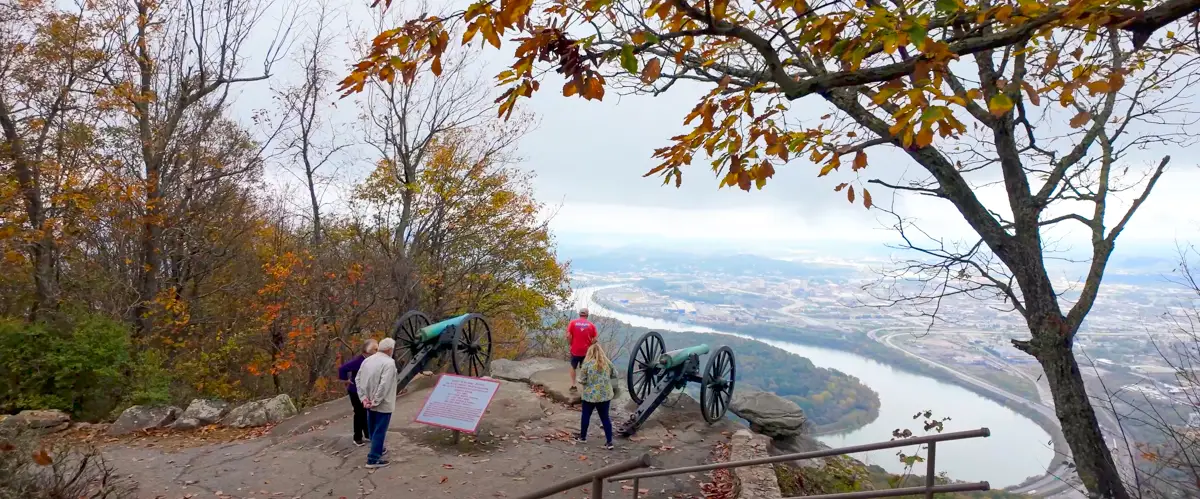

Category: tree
[0, 0, 108, 318]
[354, 123, 570, 359]
[345, 1, 1200, 497]
[357, 4, 494, 319]
[96, 0, 290, 334]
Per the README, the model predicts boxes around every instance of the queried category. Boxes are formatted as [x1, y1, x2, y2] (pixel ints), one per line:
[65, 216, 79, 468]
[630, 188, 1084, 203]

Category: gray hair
[378, 337, 396, 353]
[579, 307, 589, 317]
[362, 338, 379, 355]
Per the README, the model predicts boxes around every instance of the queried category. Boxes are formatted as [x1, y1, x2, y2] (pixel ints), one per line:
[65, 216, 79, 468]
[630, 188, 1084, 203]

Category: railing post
[632, 477, 640, 499]
[924, 441, 937, 499]
[592, 476, 604, 499]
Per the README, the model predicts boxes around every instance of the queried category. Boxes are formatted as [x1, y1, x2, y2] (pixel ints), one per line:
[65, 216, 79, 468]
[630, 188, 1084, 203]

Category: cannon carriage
[389, 310, 493, 394]
[619, 331, 736, 436]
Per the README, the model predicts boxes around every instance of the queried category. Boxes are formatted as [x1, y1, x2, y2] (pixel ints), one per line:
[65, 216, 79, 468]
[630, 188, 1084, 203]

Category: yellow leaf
[994, 5, 1013, 22]
[1069, 111, 1091, 128]
[915, 125, 934, 148]
[1086, 80, 1110, 95]
[988, 93, 1014, 116]
[819, 162, 836, 177]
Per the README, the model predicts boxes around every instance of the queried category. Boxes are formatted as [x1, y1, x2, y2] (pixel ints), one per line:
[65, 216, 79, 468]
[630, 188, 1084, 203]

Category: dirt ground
[98, 378, 740, 499]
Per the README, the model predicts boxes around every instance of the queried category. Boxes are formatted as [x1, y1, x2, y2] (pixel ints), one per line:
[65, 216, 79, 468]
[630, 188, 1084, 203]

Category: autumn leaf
[934, 0, 959, 14]
[641, 58, 662, 83]
[1021, 82, 1040, 106]
[32, 448, 52, 466]
[988, 93, 1014, 116]
[863, 188, 873, 209]
[439, 476, 449, 484]
[853, 151, 867, 171]
[915, 125, 934, 148]
[1069, 111, 1092, 128]
[847, 185, 856, 204]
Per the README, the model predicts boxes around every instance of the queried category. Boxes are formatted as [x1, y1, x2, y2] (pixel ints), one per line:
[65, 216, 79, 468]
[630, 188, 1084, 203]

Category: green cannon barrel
[656, 344, 710, 369]
[418, 313, 472, 342]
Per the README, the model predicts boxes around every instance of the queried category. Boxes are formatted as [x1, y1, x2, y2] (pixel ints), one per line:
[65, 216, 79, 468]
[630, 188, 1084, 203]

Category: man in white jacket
[355, 337, 398, 468]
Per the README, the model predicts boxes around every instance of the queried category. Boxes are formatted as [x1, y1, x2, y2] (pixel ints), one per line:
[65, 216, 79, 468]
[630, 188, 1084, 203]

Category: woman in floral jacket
[576, 342, 616, 449]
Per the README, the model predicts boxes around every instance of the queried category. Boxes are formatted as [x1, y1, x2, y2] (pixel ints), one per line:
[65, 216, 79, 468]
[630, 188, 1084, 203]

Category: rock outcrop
[529, 365, 624, 406]
[108, 405, 181, 436]
[490, 357, 567, 383]
[169, 399, 231, 430]
[223, 394, 297, 428]
[730, 429, 784, 499]
[730, 390, 806, 438]
[0, 409, 70, 433]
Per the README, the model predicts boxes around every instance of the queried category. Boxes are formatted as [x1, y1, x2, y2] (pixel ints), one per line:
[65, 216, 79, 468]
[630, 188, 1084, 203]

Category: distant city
[567, 248, 1200, 463]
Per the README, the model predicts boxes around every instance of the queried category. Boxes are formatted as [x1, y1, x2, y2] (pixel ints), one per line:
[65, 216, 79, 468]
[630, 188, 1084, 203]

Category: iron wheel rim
[392, 311, 431, 366]
[701, 346, 735, 423]
[626, 331, 666, 405]
[452, 314, 492, 377]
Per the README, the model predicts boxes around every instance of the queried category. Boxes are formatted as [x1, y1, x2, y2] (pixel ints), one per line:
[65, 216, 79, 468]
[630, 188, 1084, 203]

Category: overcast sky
[234, 1, 1200, 264]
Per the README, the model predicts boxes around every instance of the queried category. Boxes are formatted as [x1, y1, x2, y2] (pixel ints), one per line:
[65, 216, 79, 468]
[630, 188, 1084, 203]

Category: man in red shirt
[567, 307, 598, 391]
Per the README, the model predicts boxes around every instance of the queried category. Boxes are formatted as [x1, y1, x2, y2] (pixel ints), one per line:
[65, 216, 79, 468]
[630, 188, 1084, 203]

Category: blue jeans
[366, 410, 392, 464]
[580, 400, 612, 444]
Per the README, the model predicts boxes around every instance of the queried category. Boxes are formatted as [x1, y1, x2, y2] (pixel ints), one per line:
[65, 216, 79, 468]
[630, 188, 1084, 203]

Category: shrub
[122, 348, 172, 408]
[0, 315, 133, 421]
[0, 427, 135, 499]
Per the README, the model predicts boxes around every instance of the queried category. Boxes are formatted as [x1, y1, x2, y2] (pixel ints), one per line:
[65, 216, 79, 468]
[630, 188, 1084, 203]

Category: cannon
[389, 311, 493, 394]
[618, 331, 736, 436]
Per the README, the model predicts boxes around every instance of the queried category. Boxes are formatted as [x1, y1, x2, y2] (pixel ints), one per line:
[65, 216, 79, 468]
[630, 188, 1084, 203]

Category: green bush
[123, 348, 172, 408]
[0, 314, 134, 421]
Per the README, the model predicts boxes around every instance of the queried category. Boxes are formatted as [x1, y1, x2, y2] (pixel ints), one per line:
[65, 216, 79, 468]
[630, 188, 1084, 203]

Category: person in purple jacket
[338, 339, 378, 446]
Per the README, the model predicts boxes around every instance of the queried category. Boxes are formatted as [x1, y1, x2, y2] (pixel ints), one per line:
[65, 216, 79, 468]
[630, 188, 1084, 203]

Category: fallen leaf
[439, 476, 448, 484]
[442, 464, 454, 469]
[32, 448, 52, 466]
[579, 455, 588, 461]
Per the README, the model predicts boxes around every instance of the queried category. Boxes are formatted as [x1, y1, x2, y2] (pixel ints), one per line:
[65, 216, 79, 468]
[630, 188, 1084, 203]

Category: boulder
[490, 357, 568, 383]
[170, 418, 202, 431]
[222, 394, 297, 428]
[0, 409, 71, 433]
[179, 399, 230, 425]
[730, 390, 807, 438]
[530, 368, 580, 405]
[108, 405, 181, 436]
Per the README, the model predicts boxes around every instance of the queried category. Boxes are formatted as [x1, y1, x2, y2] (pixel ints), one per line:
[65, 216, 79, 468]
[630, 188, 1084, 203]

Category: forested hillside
[0, 0, 569, 421]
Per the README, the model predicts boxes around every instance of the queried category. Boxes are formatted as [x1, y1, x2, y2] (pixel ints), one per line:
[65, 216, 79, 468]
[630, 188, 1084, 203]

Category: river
[574, 287, 1055, 488]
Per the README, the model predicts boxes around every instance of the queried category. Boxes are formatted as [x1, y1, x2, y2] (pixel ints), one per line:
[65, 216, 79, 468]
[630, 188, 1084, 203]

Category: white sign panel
[414, 374, 501, 433]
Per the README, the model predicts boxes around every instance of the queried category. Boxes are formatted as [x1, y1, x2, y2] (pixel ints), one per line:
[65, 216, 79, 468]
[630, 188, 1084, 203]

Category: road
[867, 327, 1077, 496]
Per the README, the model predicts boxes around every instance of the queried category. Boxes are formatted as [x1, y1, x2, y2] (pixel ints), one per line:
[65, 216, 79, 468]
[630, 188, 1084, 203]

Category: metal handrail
[515, 453, 652, 499]
[606, 427, 993, 499]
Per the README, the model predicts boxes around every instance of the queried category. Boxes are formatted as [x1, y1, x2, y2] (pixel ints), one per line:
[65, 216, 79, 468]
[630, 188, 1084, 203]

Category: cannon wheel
[451, 314, 492, 377]
[627, 331, 667, 405]
[701, 346, 736, 423]
[392, 311, 432, 365]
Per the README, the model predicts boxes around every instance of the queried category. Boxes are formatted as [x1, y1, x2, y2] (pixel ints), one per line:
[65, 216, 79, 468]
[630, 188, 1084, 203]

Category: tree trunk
[133, 166, 162, 335]
[1036, 338, 1130, 499]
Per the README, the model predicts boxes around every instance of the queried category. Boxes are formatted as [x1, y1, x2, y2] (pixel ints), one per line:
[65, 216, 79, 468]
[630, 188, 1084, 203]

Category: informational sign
[414, 374, 501, 434]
